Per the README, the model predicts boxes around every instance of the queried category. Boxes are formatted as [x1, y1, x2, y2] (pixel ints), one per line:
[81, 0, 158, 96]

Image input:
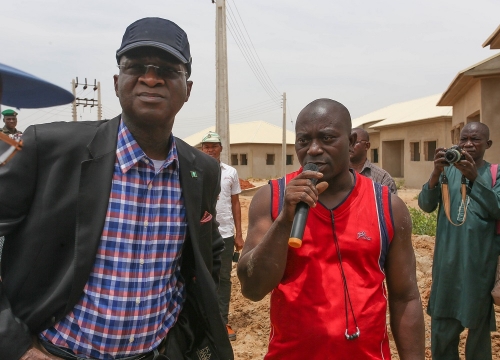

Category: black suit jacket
[0, 116, 233, 359]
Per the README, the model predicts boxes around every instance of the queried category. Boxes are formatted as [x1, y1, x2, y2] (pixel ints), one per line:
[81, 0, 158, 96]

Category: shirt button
[129, 336, 134, 343]
[136, 297, 140, 305]
[148, 183, 152, 190]
[140, 258, 144, 265]
[144, 220, 148, 227]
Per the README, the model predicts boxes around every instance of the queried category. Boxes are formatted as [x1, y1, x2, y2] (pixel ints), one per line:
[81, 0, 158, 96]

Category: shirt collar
[2, 126, 18, 134]
[361, 158, 372, 172]
[116, 119, 179, 173]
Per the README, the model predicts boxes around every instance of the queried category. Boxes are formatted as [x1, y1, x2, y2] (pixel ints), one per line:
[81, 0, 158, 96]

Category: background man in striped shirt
[0, 17, 233, 360]
[349, 127, 398, 194]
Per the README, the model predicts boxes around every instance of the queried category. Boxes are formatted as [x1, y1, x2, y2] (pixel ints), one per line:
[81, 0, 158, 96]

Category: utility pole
[71, 78, 101, 121]
[97, 81, 102, 120]
[71, 79, 77, 122]
[214, 0, 230, 164]
[281, 92, 287, 176]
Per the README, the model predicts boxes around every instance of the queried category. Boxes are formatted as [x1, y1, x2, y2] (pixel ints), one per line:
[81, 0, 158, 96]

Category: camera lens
[445, 148, 462, 164]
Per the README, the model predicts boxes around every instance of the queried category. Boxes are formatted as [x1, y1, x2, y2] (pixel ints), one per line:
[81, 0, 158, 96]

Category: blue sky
[2, 0, 499, 138]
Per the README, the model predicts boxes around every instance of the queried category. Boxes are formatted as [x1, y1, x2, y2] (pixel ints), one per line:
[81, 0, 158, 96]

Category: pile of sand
[239, 179, 255, 190]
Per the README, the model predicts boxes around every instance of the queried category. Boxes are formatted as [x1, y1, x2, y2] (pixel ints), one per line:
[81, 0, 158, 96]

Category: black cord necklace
[330, 211, 360, 340]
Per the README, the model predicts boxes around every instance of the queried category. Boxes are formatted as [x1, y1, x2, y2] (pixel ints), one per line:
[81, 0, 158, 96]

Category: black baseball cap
[116, 17, 192, 76]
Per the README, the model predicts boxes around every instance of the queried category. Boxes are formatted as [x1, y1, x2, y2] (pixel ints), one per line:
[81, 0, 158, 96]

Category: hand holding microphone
[288, 163, 319, 248]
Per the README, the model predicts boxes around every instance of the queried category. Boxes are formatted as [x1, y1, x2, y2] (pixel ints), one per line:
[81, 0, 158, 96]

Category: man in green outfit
[418, 122, 500, 359]
[1, 109, 22, 141]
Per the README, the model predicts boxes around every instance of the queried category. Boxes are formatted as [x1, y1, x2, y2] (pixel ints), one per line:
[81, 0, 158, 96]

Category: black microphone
[288, 163, 319, 248]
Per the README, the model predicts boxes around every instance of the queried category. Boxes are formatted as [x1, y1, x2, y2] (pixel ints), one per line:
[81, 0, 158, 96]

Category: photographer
[418, 122, 500, 359]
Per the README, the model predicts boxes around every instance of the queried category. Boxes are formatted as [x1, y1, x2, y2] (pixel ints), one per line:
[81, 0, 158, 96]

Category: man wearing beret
[1, 109, 22, 141]
[0, 17, 233, 360]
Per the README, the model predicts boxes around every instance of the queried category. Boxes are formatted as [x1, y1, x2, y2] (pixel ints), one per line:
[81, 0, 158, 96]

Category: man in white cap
[201, 131, 244, 341]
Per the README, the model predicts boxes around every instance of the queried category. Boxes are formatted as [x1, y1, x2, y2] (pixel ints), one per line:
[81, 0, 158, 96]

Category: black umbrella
[0, 62, 74, 108]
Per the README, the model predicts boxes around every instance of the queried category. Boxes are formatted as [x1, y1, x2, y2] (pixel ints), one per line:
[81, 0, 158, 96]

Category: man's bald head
[459, 121, 492, 163]
[352, 128, 369, 141]
[294, 99, 356, 183]
[462, 122, 489, 139]
[350, 128, 371, 164]
[296, 98, 352, 136]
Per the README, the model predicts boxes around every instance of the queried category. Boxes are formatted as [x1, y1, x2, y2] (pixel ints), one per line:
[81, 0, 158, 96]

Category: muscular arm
[236, 185, 292, 301]
[237, 171, 325, 301]
[230, 194, 244, 251]
[385, 195, 425, 360]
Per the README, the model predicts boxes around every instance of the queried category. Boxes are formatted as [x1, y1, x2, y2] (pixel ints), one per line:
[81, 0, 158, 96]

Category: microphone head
[303, 163, 319, 186]
[303, 163, 319, 172]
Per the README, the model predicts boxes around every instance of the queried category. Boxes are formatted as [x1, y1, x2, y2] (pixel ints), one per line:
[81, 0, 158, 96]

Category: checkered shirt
[359, 159, 398, 194]
[41, 120, 187, 359]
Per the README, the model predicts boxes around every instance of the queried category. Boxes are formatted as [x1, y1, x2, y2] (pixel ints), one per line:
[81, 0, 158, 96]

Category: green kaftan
[418, 162, 500, 329]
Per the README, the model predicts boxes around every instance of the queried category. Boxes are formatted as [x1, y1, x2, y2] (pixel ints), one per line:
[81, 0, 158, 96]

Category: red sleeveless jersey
[266, 169, 394, 359]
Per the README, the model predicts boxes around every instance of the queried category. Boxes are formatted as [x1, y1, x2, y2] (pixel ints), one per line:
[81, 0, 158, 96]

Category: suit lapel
[66, 130, 205, 311]
[66, 116, 120, 311]
[176, 138, 203, 250]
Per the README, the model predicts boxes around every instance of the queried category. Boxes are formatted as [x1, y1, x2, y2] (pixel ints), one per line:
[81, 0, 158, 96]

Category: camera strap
[441, 170, 468, 226]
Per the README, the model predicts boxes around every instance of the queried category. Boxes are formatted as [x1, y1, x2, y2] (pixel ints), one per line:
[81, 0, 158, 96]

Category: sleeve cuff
[423, 182, 439, 192]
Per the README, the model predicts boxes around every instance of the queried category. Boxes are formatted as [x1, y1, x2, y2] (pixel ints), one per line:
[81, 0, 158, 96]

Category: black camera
[444, 145, 465, 164]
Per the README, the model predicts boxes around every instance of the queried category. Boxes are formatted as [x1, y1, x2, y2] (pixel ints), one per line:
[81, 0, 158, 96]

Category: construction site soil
[228, 186, 500, 359]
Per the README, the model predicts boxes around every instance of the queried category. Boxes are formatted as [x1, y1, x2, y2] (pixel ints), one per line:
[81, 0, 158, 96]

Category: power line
[72, 77, 102, 121]
[225, 13, 280, 102]
[287, 103, 295, 128]
[179, 99, 281, 126]
[100, 105, 121, 119]
[226, 20, 280, 104]
[177, 104, 280, 129]
[231, 103, 279, 118]
[21, 105, 73, 128]
[230, 106, 281, 122]
[225, 0, 282, 104]
[227, 0, 281, 96]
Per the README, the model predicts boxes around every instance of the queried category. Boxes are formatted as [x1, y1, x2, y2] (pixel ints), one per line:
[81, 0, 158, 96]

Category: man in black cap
[0, 18, 233, 360]
[1, 109, 22, 141]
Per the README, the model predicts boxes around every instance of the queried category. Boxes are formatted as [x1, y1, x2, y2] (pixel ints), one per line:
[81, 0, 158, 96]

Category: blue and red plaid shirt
[41, 120, 187, 359]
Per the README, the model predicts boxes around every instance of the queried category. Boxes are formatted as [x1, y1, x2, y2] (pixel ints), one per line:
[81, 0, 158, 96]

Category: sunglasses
[0, 132, 22, 166]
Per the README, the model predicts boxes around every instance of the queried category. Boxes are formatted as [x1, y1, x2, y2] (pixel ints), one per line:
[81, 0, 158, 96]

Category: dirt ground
[227, 186, 500, 359]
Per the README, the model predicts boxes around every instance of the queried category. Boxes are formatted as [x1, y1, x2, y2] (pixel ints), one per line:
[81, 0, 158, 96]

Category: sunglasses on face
[117, 63, 188, 80]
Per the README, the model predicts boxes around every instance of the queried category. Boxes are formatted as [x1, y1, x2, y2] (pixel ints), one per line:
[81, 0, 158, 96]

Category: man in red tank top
[237, 99, 425, 359]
